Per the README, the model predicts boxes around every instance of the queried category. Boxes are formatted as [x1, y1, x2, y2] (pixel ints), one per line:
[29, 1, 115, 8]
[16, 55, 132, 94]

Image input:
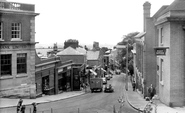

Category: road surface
[0, 74, 138, 113]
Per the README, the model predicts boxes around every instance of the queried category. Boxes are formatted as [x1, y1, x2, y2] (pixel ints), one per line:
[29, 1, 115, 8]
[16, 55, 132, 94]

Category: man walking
[17, 99, 23, 113]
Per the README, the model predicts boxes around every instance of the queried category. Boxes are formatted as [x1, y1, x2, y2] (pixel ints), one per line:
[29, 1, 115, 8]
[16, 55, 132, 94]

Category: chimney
[143, 1, 151, 32]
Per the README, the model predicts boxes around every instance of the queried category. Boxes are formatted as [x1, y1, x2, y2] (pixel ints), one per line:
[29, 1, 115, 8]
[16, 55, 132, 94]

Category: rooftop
[0, 1, 35, 12]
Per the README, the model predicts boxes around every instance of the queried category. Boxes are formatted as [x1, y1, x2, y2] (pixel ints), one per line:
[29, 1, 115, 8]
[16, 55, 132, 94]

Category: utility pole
[126, 43, 129, 91]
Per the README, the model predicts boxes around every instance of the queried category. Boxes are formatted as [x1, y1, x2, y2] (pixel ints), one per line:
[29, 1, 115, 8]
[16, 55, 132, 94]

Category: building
[64, 39, 79, 49]
[153, 0, 185, 107]
[135, 0, 185, 107]
[57, 46, 87, 90]
[0, 1, 39, 98]
[92, 41, 100, 51]
[35, 53, 60, 97]
[87, 50, 101, 67]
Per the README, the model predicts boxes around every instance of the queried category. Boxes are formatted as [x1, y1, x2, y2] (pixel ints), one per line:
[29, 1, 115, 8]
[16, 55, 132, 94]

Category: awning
[101, 68, 106, 72]
[90, 69, 97, 75]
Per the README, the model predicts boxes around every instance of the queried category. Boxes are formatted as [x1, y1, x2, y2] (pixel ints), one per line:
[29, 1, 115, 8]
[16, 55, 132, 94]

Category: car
[104, 84, 114, 93]
[105, 74, 111, 80]
[115, 69, 121, 75]
[102, 77, 107, 84]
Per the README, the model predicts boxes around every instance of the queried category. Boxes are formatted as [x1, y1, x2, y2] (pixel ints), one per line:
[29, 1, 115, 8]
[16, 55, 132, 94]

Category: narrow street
[0, 74, 138, 113]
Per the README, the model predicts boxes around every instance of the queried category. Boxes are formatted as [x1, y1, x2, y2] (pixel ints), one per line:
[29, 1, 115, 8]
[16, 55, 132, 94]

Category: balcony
[0, 1, 35, 12]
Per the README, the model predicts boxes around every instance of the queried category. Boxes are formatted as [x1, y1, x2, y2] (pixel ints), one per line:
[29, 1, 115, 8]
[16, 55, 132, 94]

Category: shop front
[57, 61, 73, 93]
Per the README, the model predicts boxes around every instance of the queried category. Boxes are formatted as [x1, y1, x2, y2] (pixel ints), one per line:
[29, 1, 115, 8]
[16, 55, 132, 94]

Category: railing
[0, 1, 35, 11]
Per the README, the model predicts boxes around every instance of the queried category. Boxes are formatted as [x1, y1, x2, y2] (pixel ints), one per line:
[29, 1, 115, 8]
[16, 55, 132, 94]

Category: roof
[153, 5, 169, 18]
[76, 47, 87, 55]
[158, 0, 185, 17]
[115, 45, 126, 49]
[87, 51, 100, 60]
[56, 46, 83, 55]
[134, 32, 146, 38]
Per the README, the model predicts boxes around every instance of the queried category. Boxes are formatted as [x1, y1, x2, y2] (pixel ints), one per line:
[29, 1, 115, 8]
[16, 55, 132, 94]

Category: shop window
[43, 76, 49, 91]
[0, 54, 12, 76]
[17, 53, 27, 74]
[11, 23, 21, 40]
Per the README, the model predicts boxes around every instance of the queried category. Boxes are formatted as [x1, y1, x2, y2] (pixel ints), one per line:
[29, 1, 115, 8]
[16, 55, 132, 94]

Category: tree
[116, 32, 139, 71]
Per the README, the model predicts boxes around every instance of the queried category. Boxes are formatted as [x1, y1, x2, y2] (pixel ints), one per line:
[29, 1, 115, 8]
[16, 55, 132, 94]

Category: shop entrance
[42, 76, 49, 95]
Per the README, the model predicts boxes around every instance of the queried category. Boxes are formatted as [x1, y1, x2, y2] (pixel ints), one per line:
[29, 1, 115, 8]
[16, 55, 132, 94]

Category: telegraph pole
[126, 43, 129, 91]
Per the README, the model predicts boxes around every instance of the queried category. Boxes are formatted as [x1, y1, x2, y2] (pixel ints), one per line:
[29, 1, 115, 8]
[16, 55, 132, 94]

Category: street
[0, 74, 138, 113]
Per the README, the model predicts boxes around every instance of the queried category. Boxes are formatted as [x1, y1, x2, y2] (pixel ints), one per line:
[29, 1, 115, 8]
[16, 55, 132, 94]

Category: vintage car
[104, 84, 114, 93]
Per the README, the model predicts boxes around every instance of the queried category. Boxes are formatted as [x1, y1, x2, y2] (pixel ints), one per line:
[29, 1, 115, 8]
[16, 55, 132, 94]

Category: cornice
[0, 41, 38, 45]
[0, 9, 39, 16]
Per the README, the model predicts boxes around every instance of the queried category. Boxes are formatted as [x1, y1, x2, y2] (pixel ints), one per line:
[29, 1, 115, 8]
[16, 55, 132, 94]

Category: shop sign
[154, 47, 169, 56]
[0, 45, 28, 50]
[67, 66, 71, 69]
[58, 68, 63, 73]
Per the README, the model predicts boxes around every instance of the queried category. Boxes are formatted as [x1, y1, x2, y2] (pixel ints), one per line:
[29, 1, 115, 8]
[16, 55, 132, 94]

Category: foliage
[117, 32, 139, 70]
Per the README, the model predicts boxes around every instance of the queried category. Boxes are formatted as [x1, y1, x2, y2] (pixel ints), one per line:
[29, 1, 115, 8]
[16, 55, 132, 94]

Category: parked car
[102, 77, 107, 84]
[115, 69, 121, 75]
[105, 74, 111, 80]
[104, 84, 114, 93]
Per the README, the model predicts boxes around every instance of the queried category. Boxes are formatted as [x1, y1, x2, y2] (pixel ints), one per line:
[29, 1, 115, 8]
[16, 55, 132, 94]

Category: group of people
[17, 99, 37, 113]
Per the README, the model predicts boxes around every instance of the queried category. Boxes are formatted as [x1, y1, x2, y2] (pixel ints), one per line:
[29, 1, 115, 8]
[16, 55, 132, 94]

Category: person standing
[132, 81, 136, 91]
[17, 99, 23, 113]
[32, 102, 37, 113]
[148, 84, 156, 100]
[20, 105, 26, 113]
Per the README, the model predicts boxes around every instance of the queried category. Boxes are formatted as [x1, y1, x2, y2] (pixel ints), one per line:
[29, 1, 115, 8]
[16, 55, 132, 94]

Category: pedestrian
[32, 102, 37, 113]
[132, 81, 136, 91]
[17, 99, 23, 113]
[20, 105, 26, 113]
[148, 84, 156, 100]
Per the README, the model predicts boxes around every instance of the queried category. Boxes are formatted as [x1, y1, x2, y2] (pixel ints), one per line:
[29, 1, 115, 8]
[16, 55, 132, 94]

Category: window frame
[160, 58, 164, 85]
[0, 22, 3, 41]
[11, 22, 22, 41]
[17, 53, 27, 74]
[0, 54, 12, 76]
[160, 27, 163, 45]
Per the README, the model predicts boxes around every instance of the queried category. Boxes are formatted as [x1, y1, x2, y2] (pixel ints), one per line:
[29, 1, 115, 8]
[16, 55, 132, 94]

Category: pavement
[125, 75, 185, 113]
[0, 91, 86, 108]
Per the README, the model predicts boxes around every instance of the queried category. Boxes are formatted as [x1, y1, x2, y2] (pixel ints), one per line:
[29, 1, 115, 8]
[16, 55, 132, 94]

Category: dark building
[64, 39, 79, 49]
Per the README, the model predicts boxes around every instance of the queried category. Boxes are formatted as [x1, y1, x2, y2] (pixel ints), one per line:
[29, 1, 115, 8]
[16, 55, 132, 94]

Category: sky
[13, 0, 174, 48]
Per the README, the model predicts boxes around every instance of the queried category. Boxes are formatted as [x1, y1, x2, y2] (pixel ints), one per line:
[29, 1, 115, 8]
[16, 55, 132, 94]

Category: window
[0, 22, 3, 40]
[17, 53, 27, 74]
[0, 54, 12, 76]
[160, 59, 163, 82]
[11, 23, 21, 39]
[160, 28, 163, 45]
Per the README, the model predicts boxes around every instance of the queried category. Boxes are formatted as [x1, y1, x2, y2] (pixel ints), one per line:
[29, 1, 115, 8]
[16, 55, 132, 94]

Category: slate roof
[76, 47, 87, 55]
[56, 46, 83, 55]
[158, 0, 185, 17]
[87, 51, 100, 60]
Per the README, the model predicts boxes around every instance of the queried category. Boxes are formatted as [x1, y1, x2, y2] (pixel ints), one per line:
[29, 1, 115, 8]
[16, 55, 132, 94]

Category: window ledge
[0, 39, 4, 41]
[16, 74, 27, 78]
[160, 81, 164, 86]
[0, 76, 13, 80]
[11, 38, 22, 41]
